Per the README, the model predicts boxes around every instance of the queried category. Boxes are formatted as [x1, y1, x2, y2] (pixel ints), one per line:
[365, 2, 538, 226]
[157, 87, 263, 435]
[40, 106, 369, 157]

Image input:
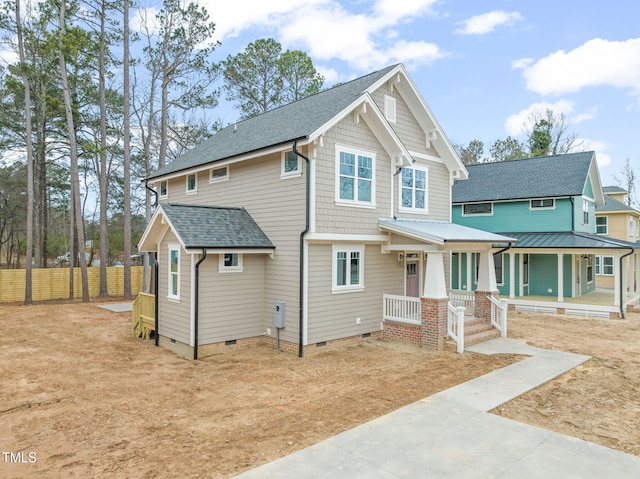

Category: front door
[406, 260, 419, 297]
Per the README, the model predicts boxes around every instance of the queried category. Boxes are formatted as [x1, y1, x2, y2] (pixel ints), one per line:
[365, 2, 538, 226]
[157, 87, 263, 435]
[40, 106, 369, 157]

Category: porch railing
[383, 294, 421, 325]
[488, 296, 508, 337]
[447, 302, 466, 353]
[448, 289, 475, 313]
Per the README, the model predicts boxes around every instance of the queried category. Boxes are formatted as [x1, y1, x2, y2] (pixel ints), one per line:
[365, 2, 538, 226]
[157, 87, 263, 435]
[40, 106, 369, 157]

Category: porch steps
[462, 318, 501, 347]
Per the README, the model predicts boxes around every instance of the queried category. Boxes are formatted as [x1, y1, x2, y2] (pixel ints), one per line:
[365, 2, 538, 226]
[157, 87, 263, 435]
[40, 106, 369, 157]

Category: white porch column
[465, 253, 472, 291]
[509, 252, 516, 299]
[423, 252, 448, 299]
[476, 250, 497, 292]
[557, 253, 564, 303]
[614, 252, 621, 306]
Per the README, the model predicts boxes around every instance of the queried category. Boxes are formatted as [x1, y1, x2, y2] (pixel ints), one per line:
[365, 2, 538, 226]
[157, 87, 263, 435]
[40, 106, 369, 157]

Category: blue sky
[157, 0, 638, 186]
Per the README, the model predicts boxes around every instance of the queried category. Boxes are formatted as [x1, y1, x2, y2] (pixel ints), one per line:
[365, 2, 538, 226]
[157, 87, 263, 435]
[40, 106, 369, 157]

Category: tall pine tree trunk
[122, 0, 132, 299]
[98, 1, 108, 297]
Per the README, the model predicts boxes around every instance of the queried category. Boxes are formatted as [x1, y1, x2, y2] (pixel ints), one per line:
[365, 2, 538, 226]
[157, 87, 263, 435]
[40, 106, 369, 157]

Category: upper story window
[463, 202, 493, 216]
[186, 173, 197, 194]
[629, 217, 639, 238]
[336, 146, 375, 207]
[219, 253, 243, 273]
[583, 199, 590, 224]
[384, 95, 396, 123]
[210, 166, 229, 183]
[530, 198, 555, 209]
[168, 244, 180, 300]
[399, 166, 428, 212]
[159, 180, 168, 198]
[596, 216, 608, 235]
[281, 151, 300, 178]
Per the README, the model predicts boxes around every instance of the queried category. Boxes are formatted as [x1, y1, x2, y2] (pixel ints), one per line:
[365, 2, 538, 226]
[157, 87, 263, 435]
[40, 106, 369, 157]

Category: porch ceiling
[379, 217, 517, 246]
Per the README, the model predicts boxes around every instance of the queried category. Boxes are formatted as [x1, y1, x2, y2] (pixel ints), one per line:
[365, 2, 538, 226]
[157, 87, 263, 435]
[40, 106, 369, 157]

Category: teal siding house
[451, 152, 639, 318]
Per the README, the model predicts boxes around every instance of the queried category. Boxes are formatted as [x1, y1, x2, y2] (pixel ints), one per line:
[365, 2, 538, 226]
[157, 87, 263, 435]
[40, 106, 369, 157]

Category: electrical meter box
[274, 301, 286, 328]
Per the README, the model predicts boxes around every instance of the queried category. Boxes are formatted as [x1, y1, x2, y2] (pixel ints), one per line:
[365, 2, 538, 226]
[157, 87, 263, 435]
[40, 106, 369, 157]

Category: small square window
[219, 253, 243, 272]
[210, 166, 229, 183]
[282, 151, 300, 178]
[186, 173, 197, 193]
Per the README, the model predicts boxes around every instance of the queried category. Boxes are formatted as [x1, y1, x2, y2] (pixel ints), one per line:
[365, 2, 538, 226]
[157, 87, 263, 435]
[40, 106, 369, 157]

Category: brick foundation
[382, 320, 422, 346]
[474, 290, 499, 324]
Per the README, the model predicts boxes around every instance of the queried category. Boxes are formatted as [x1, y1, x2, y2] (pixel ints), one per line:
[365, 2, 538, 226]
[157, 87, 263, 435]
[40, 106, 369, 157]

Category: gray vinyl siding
[307, 243, 402, 344]
[314, 116, 393, 234]
[197, 254, 265, 344]
[159, 150, 305, 345]
[158, 230, 191, 344]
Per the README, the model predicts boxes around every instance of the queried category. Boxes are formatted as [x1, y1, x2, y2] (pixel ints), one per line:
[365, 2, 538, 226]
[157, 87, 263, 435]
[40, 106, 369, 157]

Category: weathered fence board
[0, 266, 144, 303]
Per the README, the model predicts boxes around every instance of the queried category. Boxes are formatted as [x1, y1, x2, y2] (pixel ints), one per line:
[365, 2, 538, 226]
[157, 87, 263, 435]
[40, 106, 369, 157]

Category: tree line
[0, 0, 324, 304]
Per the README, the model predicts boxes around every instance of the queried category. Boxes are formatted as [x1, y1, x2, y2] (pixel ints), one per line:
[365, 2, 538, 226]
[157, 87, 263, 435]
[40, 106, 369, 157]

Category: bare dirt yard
[0, 302, 638, 478]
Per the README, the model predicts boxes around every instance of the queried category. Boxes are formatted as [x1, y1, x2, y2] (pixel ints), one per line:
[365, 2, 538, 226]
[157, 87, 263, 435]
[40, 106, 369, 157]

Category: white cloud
[580, 139, 611, 168]
[520, 38, 640, 96]
[504, 100, 578, 137]
[455, 10, 523, 35]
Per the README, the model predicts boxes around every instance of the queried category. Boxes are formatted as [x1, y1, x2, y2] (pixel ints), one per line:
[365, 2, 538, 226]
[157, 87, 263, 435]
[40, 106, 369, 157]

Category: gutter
[293, 141, 310, 358]
[620, 247, 634, 319]
[154, 252, 159, 347]
[193, 249, 207, 360]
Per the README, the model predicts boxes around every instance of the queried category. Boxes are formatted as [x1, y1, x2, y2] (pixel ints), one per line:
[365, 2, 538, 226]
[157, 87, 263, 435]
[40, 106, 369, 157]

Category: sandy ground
[0, 302, 638, 478]
[494, 309, 640, 457]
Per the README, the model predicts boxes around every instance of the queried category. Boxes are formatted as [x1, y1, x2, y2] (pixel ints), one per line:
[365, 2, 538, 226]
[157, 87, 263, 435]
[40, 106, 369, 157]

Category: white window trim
[596, 216, 608, 235]
[159, 180, 168, 199]
[281, 150, 301, 179]
[462, 203, 493, 216]
[186, 173, 197, 194]
[168, 244, 180, 301]
[335, 144, 376, 208]
[582, 198, 590, 225]
[398, 165, 429, 214]
[384, 94, 396, 123]
[530, 198, 555, 210]
[209, 166, 229, 183]
[494, 252, 504, 286]
[331, 244, 365, 293]
[596, 255, 615, 276]
[219, 253, 244, 273]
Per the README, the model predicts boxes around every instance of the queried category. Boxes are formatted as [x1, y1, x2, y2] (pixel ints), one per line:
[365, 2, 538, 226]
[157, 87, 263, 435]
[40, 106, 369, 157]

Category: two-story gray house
[137, 64, 514, 359]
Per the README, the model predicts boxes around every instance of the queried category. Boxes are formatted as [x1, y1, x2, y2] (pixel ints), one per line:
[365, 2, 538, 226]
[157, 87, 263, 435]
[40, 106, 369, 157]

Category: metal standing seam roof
[502, 232, 638, 250]
[452, 152, 596, 203]
[379, 217, 517, 244]
[160, 203, 275, 250]
[147, 64, 400, 180]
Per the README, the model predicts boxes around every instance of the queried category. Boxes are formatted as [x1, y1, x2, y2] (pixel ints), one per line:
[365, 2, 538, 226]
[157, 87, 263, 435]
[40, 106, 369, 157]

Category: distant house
[137, 63, 513, 359]
[595, 186, 640, 290]
[452, 152, 639, 318]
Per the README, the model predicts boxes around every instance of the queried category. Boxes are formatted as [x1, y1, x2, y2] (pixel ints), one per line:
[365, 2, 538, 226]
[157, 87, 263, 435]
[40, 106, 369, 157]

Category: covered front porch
[378, 218, 515, 352]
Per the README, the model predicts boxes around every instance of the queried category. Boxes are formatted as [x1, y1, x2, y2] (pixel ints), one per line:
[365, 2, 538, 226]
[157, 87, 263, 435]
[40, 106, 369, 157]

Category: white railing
[489, 296, 508, 337]
[383, 294, 421, 325]
[447, 302, 466, 353]
[448, 289, 475, 312]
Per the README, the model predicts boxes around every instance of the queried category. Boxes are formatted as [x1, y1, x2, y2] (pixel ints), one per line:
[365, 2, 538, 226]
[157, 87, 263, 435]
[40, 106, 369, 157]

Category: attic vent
[225, 339, 237, 346]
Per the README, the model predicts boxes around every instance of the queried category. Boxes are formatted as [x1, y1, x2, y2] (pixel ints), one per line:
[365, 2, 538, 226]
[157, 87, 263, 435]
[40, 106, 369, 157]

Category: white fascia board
[138, 204, 188, 252]
[306, 232, 390, 244]
[588, 153, 605, 205]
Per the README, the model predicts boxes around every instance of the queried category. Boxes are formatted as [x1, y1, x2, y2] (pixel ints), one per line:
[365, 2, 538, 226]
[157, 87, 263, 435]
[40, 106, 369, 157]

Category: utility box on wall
[274, 301, 286, 328]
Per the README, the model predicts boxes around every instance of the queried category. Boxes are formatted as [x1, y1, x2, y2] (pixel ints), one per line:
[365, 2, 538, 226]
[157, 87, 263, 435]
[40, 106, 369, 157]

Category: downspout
[153, 252, 159, 346]
[194, 249, 207, 360]
[620, 247, 634, 319]
[293, 141, 310, 358]
[569, 197, 575, 233]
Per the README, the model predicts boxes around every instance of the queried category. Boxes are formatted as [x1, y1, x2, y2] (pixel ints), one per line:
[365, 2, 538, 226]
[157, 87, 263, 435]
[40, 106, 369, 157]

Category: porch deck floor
[505, 289, 615, 307]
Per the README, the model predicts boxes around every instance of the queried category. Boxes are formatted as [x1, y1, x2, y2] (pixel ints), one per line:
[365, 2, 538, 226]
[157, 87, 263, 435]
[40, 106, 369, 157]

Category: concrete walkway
[232, 338, 640, 479]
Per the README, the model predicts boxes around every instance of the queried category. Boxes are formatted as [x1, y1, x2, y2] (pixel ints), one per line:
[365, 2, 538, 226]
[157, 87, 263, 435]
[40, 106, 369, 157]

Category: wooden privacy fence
[0, 266, 144, 303]
[132, 292, 155, 339]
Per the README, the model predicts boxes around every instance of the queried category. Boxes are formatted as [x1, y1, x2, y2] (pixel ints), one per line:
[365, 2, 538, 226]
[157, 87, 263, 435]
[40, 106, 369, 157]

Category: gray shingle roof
[148, 64, 399, 180]
[452, 152, 596, 203]
[596, 194, 636, 213]
[603, 185, 627, 194]
[161, 204, 275, 249]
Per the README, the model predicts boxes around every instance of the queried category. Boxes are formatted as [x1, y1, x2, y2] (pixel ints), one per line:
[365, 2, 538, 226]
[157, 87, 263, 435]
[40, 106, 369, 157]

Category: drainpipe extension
[194, 249, 207, 360]
[154, 252, 159, 346]
[293, 141, 310, 358]
[619, 247, 634, 319]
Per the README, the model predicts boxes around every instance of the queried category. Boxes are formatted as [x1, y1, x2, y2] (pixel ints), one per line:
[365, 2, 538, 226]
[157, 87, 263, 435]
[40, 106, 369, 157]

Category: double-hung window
[168, 245, 180, 300]
[583, 199, 590, 224]
[336, 146, 375, 206]
[332, 244, 364, 292]
[400, 166, 428, 212]
[596, 216, 608, 235]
